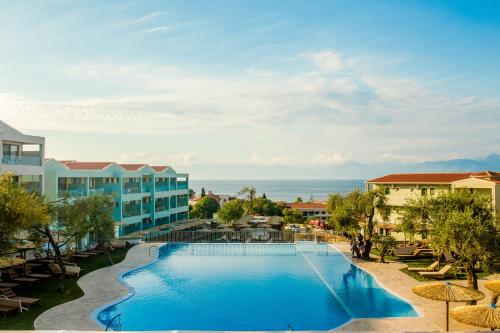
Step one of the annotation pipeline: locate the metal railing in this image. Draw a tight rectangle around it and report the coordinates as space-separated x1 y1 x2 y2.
142 230 296 243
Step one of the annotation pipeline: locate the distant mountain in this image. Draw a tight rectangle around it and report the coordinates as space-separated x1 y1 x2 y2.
185 154 500 180
412 154 500 172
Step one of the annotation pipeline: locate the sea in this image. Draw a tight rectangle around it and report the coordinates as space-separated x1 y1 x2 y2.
189 179 365 202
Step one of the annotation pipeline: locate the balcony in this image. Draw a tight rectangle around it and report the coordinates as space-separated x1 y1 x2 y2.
123 183 140 194
58 187 87 198
2 155 42 166
142 183 153 193
155 200 169 212
142 203 152 215
177 181 188 190
155 183 169 192
123 204 141 218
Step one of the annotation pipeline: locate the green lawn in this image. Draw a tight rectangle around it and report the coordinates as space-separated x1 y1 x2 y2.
370 248 493 282
0 247 130 330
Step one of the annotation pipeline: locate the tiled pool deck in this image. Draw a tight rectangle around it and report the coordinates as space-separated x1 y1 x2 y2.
34 242 496 332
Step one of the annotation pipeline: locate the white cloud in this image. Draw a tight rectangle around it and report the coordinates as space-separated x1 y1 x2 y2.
304 50 346 72
1 51 499 167
130 12 163 24
141 26 169 33
244 68 277 77
249 152 350 167
116 152 197 167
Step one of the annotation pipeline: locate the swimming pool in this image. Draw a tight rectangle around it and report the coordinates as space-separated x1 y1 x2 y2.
96 242 417 331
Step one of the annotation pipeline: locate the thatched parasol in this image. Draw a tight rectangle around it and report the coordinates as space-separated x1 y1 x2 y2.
240 227 254 232
0 257 25 269
217 227 234 232
484 280 500 305
234 223 250 229
254 223 271 228
450 304 499 330
413 282 485 331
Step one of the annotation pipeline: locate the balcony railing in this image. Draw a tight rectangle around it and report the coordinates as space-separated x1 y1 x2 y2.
58 188 87 197
89 188 105 195
155 184 169 192
123 205 141 218
142 204 152 215
2 155 42 166
155 204 168 212
123 184 140 194
177 182 188 190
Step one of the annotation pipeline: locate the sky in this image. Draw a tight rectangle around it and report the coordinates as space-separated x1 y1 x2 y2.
0 0 499 179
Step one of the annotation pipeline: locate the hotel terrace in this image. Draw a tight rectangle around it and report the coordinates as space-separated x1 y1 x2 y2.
44 159 189 237
365 171 500 239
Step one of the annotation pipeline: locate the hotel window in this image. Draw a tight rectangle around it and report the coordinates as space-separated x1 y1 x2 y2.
430 188 435 195
421 188 428 196
384 187 390 195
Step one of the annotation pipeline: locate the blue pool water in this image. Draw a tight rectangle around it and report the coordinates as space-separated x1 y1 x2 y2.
96 243 417 331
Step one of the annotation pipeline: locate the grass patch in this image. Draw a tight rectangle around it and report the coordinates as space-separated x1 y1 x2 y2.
0 247 130 330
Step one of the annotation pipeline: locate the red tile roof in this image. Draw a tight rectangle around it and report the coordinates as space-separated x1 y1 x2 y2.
151 166 169 172
63 161 114 170
366 172 475 184
287 202 327 210
119 164 146 171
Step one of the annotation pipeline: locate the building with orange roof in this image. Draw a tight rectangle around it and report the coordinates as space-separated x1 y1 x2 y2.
286 202 330 221
365 171 500 239
44 159 189 237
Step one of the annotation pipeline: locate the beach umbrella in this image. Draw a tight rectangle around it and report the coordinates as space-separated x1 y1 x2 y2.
240 228 254 232
254 223 271 228
450 304 499 330
484 280 500 305
413 282 485 331
196 227 212 232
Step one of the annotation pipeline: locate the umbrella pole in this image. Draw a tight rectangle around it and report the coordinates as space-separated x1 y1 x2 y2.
446 301 449 332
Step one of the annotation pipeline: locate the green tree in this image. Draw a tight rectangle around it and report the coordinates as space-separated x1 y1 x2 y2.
398 214 416 245
251 197 278 216
201 187 206 197
188 188 195 199
239 186 256 214
295 196 303 203
217 200 244 224
29 196 90 292
362 188 390 240
262 193 267 199
274 201 288 217
0 174 51 255
190 196 220 219
373 234 397 263
282 208 305 225
427 190 498 292
85 194 116 265
328 190 364 235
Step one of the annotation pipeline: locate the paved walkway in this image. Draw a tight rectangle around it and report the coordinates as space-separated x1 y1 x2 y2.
34 242 496 332
34 243 164 330
334 242 495 332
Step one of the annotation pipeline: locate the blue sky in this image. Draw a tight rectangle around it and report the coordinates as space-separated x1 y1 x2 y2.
0 0 499 178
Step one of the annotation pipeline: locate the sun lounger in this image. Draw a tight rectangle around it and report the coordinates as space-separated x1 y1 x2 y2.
109 240 127 249
0 298 21 317
33 252 54 264
5 268 39 284
444 252 457 263
408 261 439 272
419 264 452 279
0 287 39 308
23 266 51 280
47 263 81 278
0 282 19 289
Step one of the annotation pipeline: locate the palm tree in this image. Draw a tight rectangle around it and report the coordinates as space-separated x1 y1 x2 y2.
239 186 256 215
